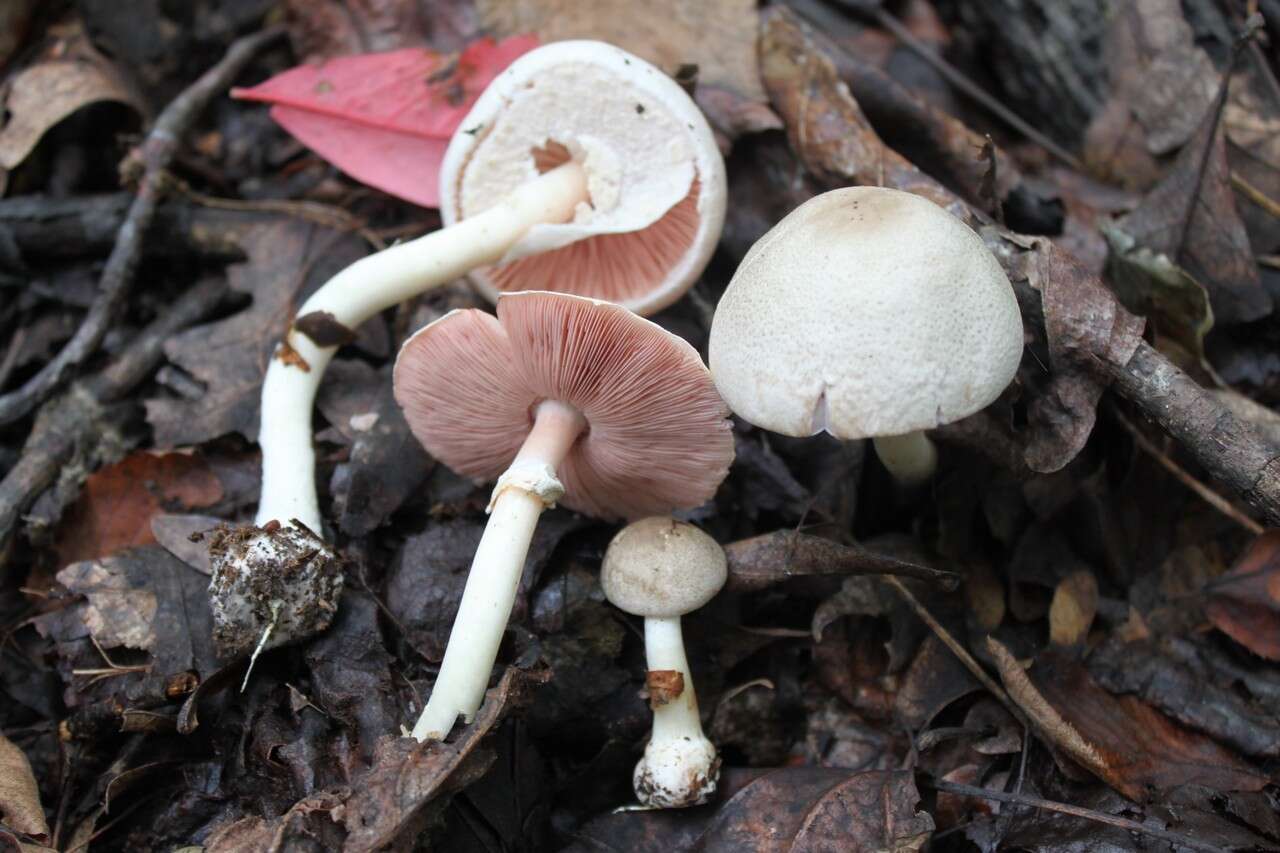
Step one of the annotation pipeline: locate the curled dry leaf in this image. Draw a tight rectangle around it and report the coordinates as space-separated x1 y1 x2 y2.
989 639 1267 801
1048 569 1098 648
1205 529 1280 660
565 767 933 853
477 0 776 139
0 19 146 170
1013 237 1145 473
723 529 958 593
204 667 548 852
0 734 49 842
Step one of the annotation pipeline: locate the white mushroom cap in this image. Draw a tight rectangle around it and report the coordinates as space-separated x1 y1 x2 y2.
709 187 1024 439
440 40 727 316
601 517 727 618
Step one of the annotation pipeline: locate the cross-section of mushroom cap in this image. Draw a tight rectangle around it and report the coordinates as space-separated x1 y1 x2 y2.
601 517 727 618
440 40 727 316
393 291 734 520
710 187 1024 440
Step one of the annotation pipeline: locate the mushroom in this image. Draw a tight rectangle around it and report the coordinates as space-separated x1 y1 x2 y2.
709 187 1023 486
214 40 727 659
393 291 734 740
601 517 726 809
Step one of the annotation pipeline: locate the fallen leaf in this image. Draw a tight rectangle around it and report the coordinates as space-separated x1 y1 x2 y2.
1102 221 1215 369
1116 113 1269 326
723 529 957 593
478 0 776 139
53 451 223 567
0 735 48 843
566 767 932 852
149 513 222 575
55 546 218 677
1083 0 1220 184
895 634 981 730
233 36 539 207
1089 634 1280 759
145 220 369 447
0 19 145 170
1048 569 1098 648
1205 530 1280 660
1225 79 1280 254
1015 238 1145 473
990 639 1267 801
203 666 549 852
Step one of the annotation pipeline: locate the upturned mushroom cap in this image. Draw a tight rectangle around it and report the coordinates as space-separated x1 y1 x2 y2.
392 292 733 520
440 40 727 316
709 187 1024 439
601 517 727 618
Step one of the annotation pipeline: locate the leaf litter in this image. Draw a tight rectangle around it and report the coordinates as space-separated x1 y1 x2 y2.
4 1 1280 851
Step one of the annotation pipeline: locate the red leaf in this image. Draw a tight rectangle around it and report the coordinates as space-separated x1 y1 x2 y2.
233 35 539 207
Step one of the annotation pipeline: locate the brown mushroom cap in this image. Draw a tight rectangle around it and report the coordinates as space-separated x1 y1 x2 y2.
601 517 727 618
392 291 734 520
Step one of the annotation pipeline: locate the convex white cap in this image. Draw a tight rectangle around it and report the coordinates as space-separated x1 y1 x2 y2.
601 517 727 618
709 187 1024 439
440 40 727 316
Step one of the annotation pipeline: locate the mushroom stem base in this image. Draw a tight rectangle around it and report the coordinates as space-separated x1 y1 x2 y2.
872 430 938 487
635 616 719 808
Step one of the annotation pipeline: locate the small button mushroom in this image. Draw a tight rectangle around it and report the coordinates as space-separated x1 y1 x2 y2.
709 186 1024 486
394 292 734 741
219 40 727 659
601 517 727 809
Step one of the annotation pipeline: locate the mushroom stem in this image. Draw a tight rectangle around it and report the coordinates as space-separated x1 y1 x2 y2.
871 430 938 487
644 616 702 738
256 162 590 532
635 615 719 808
412 399 587 741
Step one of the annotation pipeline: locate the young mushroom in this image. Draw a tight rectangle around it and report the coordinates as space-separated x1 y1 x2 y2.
709 187 1023 486
601 517 726 809
213 40 727 659
393 291 734 740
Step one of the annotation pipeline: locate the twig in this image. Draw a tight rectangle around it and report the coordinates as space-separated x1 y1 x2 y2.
836 1 1084 171
1107 342 1280 527
1114 408 1265 535
928 780 1231 853
0 277 231 566
880 575 1022 723
1232 170 1280 220
0 26 283 426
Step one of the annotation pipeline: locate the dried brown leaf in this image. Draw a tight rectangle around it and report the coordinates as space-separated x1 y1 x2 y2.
0 735 48 842
1048 569 1098 648
1206 530 1280 660
724 530 957 594
54 452 223 567
1016 238 1146 472
991 639 1268 800
0 19 145 169
1118 117 1268 325
145 220 369 447
1083 0 1219 183
565 767 933 852
204 666 548 852
478 0 775 139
